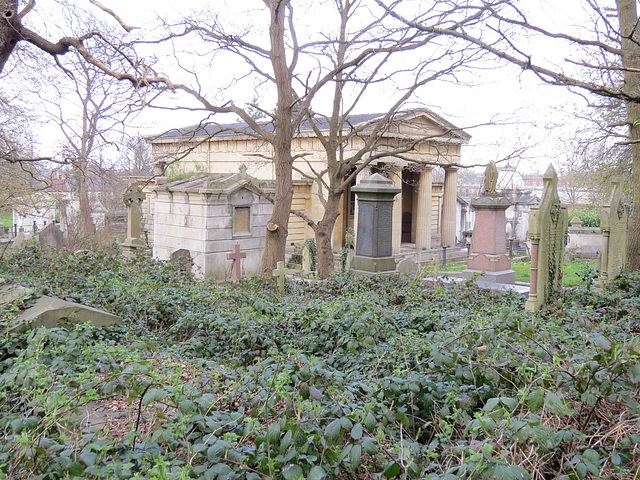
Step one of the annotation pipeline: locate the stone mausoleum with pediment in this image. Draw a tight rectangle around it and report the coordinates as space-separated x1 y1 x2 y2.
147 108 470 268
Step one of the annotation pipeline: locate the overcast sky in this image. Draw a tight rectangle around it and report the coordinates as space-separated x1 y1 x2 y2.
14 0 607 174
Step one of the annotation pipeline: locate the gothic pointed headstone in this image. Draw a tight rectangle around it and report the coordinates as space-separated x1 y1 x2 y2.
525 164 568 311
599 179 628 286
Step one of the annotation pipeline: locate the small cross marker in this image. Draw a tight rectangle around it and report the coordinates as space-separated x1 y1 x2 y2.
226 244 247 281
272 261 287 294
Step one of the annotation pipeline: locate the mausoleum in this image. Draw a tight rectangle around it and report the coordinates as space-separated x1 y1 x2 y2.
152 167 275 280
148 109 470 254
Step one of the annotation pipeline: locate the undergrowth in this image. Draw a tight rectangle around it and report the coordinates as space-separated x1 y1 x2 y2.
0 245 638 479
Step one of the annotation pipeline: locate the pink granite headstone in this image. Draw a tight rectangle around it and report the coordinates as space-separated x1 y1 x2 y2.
462 162 515 284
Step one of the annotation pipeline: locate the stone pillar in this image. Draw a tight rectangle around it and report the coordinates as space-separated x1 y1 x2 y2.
442 166 458 247
390 166 403 254
351 173 401 274
415 167 433 250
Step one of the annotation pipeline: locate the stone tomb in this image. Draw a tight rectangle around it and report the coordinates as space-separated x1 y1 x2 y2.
351 173 401 274
599 179 628 286
525 165 568 311
152 167 275 280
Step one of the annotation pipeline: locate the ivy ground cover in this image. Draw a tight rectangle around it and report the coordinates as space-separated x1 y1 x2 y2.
0 246 639 479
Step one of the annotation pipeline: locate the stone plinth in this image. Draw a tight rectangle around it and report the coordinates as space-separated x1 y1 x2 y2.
463 193 515 284
351 173 401 274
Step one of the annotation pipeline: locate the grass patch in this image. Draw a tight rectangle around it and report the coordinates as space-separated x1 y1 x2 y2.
441 260 595 286
0 209 11 227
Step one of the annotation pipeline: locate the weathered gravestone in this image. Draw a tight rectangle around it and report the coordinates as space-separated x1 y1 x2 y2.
301 244 312 272
11 228 25 249
525 165 568 311
121 184 147 256
38 223 64 249
462 161 515 284
351 173 401 274
397 258 420 274
599 179 628 286
0 281 122 334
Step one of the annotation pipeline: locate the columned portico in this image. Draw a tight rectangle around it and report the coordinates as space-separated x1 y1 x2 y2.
442 166 458 247
415 167 433 250
390 166 403 254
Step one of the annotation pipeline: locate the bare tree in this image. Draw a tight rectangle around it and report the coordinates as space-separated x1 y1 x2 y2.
379 0 640 268
149 0 487 274
36 19 141 236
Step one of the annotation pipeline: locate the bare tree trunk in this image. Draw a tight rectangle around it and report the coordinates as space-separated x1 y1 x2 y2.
0 1 19 72
617 0 640 269
261 0 293 275
76 165 95 236
315 191 342 277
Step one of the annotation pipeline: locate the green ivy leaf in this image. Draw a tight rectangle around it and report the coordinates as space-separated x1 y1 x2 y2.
267 422 281 443
351 423 363 440
324 419 342 443
383 462 401 479
282 464 303 480
350 444 362 468
308 465 326 480
628 364 640 384
143 388 168 405
363 412 377 431
67 462 85 476
544 392 571 416
80 451 97 467
362 437 378 455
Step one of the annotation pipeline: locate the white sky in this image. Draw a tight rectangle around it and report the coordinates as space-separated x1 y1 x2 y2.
10 0 613 174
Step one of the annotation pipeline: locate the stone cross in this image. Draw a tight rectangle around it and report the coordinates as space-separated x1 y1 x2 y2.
123 185 145 242
226 244 247 281
273 261 286 294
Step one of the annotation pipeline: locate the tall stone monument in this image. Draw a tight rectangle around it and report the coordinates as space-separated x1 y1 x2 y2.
121 184 147 256
525 165 568 311
351 173 401 274
599 179 628 286
462 161 515 284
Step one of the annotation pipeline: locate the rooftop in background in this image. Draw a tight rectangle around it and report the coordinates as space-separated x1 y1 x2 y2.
149 108 472 144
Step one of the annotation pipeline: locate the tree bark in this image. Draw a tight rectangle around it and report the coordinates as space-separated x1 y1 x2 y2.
618 0 640 269
0 1 20 73
261 0 293 275
315 191 342 277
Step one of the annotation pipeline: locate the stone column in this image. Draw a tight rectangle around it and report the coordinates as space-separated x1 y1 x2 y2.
442 167 458 247
390 166 403 254
415 167 433 250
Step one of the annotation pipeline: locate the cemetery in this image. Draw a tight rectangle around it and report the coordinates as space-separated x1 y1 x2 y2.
0 165 638 479
2 2 640 479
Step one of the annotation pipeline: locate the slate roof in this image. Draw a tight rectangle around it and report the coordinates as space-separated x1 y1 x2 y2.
150 108 471 143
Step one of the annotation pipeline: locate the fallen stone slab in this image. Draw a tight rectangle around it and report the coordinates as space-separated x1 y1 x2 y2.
8 296 122 334
0 283 33 307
